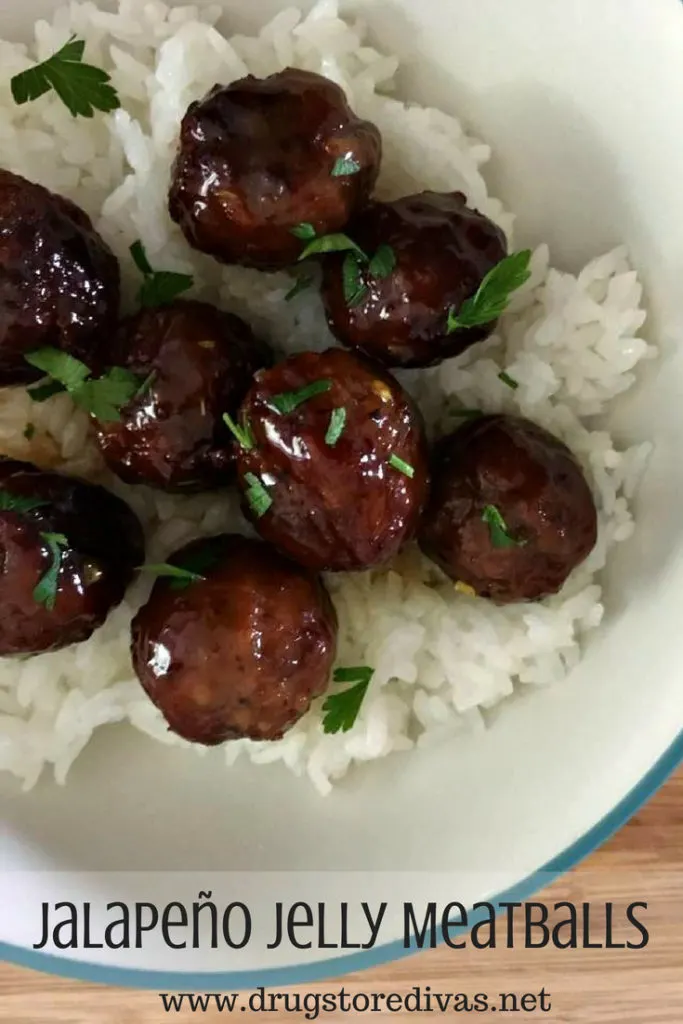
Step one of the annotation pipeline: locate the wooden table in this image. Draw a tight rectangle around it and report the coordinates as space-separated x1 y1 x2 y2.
2 770 683 1022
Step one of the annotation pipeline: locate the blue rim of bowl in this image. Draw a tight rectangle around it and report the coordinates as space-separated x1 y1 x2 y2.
2 727 682 989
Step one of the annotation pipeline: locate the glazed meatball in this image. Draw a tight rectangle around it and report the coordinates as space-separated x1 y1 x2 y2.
235 348 429 571
321 190 508 368
168 69 381 270
0 458 144 655
95 300 270 491
131 535 337 744
418 415 598 603
0 169 120 385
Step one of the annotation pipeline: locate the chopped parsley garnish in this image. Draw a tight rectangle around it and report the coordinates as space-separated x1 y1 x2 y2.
498 370 519 390
267 379 332 415
130 241 193 309
298 232 366 262
244 472 272 519
331 155 362 177
453 408 484 420
387 453 415 479
322 666 375 734
368 243 396 280
290 223 316 240
447 250 532 333
223 412 255 451
25 348 142 422
325 407 347 447
0 490 48 515
481 504 525 549
10 36 120 119
284 274 313 302
342 252 368 308
141 563 206 591
23 423 36 441
33 532 67 611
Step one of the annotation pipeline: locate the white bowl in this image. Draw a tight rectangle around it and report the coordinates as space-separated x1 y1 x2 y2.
3 0 683 988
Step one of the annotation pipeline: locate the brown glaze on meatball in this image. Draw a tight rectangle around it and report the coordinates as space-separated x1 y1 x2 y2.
321 190 508 369
131 535 337 744
418 415 598 603
95 300 271 492
0 458 144 655
235 348 429 572
0 169 120 385
168 69 381 270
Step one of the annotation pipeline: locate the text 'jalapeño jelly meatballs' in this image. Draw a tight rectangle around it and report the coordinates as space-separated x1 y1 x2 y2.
95 299 271 492
418 415 598 603
131 535 338 744
233 348 429 572
0 458 144 656
321 190 516 369
0 169 120 385
168 68 381 271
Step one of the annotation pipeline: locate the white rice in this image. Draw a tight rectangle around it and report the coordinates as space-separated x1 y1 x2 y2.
0 0 655 795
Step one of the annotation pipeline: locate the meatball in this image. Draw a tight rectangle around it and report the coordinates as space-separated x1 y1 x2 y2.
131 535 337 744
0 458 144 655
418 415 598 603
321 190 508 368
235 348 429 571
168 69 381 270
0 169 120 385
95 300 270 491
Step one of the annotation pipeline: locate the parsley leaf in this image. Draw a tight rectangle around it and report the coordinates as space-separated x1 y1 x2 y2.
290 223 317 240
481 504 525 549
0 490 49 515
342 252 368 308
11 36 120 119
25 348 142 422
298 233 366 262
267 380 332 415
243 472 273 519
223 412 255 451
33 532 68 611
368 243 396 280
387 453 415 479
331 155 361 177
322 666 375 734
325 407 347 447
498 370 519 390
141 563 206 591
447 250 532 333
130 241 193 309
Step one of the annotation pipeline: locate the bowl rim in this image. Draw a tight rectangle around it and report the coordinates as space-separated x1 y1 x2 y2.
2 727 681 989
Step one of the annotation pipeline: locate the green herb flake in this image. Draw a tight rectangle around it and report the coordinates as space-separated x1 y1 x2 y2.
453 408 484 420
447 250 532 333
24 347 146 422
290 222 316 240
141 563 206 591
223 412 256 451
11 35 120 119
0 489 49 515
322 666 375 734
23 423 36 441
331 155 362 178
368 243 396 280
267 379 332 415
243 472 273 520
298 233 366 263
33 532 68 611
284 275 313 302
481 504 525 549
342 252 368 309
498 370 519 390
387 453 415 479
130 241 193 309
325 407 347 447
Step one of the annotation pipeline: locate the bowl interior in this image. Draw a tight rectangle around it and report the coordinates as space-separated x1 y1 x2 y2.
3 0 683 961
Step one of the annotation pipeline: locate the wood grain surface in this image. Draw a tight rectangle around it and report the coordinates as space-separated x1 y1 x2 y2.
2 769 683 1022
